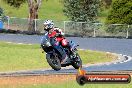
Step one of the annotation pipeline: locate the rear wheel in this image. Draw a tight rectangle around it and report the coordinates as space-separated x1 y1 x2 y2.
72 53 82 69
46 53 61 71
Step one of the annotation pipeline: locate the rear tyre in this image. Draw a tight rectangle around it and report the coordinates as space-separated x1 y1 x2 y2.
72 53 82 69
46 53 61 71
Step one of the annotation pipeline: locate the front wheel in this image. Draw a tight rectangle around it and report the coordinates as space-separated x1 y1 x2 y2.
46 53 61 71
72 53 82 69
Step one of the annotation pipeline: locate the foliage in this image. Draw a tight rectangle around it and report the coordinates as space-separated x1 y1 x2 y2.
103 0 112 7
105 0 132 34
63 0 100 22
0 7 7 22
0 7 3 16
4 0 26 8
106 0 132 25
100 0 112 10
0 0 67 21
3 0 42 32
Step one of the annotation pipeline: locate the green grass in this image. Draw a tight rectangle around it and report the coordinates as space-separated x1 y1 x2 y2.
0 42 116 72
78 50 116 64
28 81 132 88
0 0 68 21
1 80 132 88
0 0 112 22
0 42 48 72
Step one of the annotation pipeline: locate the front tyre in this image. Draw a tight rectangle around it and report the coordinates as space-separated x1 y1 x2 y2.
46 53 61 71
72 53 82 69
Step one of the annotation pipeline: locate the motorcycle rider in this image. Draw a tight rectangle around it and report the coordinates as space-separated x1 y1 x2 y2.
43 20 70 64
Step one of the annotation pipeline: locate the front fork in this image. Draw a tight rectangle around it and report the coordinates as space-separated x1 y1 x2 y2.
70 50 77 60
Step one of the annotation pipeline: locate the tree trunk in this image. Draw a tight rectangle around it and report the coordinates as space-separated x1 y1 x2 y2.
28 0 41 33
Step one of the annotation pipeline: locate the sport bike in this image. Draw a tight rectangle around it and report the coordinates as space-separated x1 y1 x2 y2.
41 32 82 71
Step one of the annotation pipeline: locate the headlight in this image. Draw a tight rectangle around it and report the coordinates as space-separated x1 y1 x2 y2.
46 41 51 47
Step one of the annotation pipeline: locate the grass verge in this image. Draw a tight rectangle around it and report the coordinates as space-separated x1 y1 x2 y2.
24 81 132 88
0 75 131 88
17 81 132 88
0 42 117 72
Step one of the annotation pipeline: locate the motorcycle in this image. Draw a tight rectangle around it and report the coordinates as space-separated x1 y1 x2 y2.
41 32 82 71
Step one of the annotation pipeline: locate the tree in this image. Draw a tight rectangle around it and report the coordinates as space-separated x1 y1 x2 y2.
63 0 99 22
0 8 4 18
100 0 112 9
106 0 132 25
3 0 42 32
0 7 7 22
103 0 112 7
4 0 26 8
106 0 132 36
28 0 42 33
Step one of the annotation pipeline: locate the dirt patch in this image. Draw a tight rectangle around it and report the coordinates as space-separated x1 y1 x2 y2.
0 73 131 87
0 75 76 86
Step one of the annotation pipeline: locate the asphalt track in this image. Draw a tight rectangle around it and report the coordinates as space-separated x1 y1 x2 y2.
0 33 132 75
